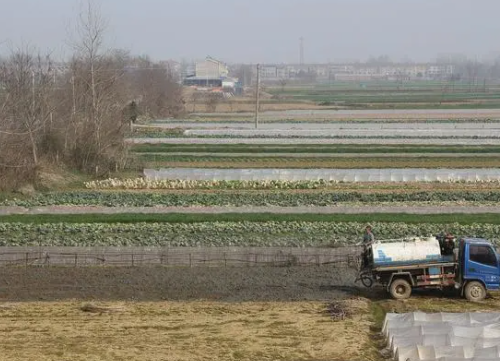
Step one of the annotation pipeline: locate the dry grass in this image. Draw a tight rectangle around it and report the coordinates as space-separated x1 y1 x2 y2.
0 299 375 361
379 291 500 314
184 99 322 113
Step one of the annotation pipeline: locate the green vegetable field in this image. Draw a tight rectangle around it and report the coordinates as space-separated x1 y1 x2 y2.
4 190 500 208
1 220 499 247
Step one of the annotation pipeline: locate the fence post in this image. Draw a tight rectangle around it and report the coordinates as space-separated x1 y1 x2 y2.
316 254 320 267
25 253 29 268
131 253 134 267
189 253 192 268
224 252 227 268
74 253 78 267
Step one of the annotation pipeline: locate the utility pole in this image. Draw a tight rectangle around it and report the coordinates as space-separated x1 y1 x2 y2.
71 75 77 116
31 70 35 111
299 37 304 66
255 64 260 129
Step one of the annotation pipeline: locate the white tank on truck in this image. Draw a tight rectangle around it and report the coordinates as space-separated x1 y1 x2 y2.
368 236 444 267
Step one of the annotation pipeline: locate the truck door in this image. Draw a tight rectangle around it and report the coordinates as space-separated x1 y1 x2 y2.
465 244 500 290
457 240 465 284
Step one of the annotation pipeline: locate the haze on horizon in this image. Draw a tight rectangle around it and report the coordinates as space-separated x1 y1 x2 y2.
0 0 498 64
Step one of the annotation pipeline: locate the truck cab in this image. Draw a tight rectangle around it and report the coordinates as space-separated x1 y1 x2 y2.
357 237 500 302
457 238 500 301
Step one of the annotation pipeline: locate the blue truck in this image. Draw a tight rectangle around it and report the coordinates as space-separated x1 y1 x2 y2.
356 237 500 302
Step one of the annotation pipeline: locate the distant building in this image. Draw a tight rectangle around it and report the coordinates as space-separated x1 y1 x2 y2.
427 65 454 78
195 56 229 79
183 56 242 94
183 56 229 87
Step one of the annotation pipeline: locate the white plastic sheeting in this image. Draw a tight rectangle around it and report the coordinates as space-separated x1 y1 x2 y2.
184 129 500 138
144 168 500 182
384 312 500 361
149 122 500 130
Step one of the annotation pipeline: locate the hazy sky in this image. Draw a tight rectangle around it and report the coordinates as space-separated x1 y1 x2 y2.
1 0 499 63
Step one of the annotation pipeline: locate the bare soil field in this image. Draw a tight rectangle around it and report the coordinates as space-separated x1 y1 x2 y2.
0 266 373 361
0 298 374 361
0 265 357 302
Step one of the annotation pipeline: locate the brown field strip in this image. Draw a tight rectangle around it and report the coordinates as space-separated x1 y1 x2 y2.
0 299 374 361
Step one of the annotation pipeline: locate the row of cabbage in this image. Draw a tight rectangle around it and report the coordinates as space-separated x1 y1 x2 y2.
4 191 500 207
85 178 500 190
0 221 498 247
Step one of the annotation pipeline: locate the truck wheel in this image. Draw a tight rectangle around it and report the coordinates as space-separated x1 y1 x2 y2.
361 275 373 288
465 281 486 302
390 279 412 300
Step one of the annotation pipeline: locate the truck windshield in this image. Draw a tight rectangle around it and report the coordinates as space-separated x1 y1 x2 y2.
470 245 497 267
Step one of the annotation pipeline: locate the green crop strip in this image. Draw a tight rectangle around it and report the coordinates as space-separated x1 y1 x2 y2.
2 213 500 224
131 144 500 154
0 219 499 247
5 191 500 207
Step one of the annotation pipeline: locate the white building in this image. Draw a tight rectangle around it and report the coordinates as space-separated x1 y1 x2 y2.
195 57 229 78
427 65 454 77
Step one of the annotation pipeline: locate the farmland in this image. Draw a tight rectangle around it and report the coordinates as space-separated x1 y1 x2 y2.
266 82 500 110
5 101 500 360
4 110 500 248
2 216 500 246
6 2 500 359
139 154 500 169
0 300 374 361
0 266 499 361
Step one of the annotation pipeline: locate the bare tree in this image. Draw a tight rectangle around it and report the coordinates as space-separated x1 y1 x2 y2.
0 0 185 188
62 0 130 174
278 78 288 92
0 47 55 187
205 92 221 112
126 56 184 119
191 91 200 112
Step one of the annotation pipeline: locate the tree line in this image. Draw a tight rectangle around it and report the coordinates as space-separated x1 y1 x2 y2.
0 1 184 190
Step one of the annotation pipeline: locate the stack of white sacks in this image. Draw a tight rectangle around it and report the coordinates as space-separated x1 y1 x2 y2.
384 312 500 361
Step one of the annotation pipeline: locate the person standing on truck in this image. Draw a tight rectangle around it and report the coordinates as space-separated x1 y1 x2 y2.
443 233 455 256
363 225 375 245
360 225 375 269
